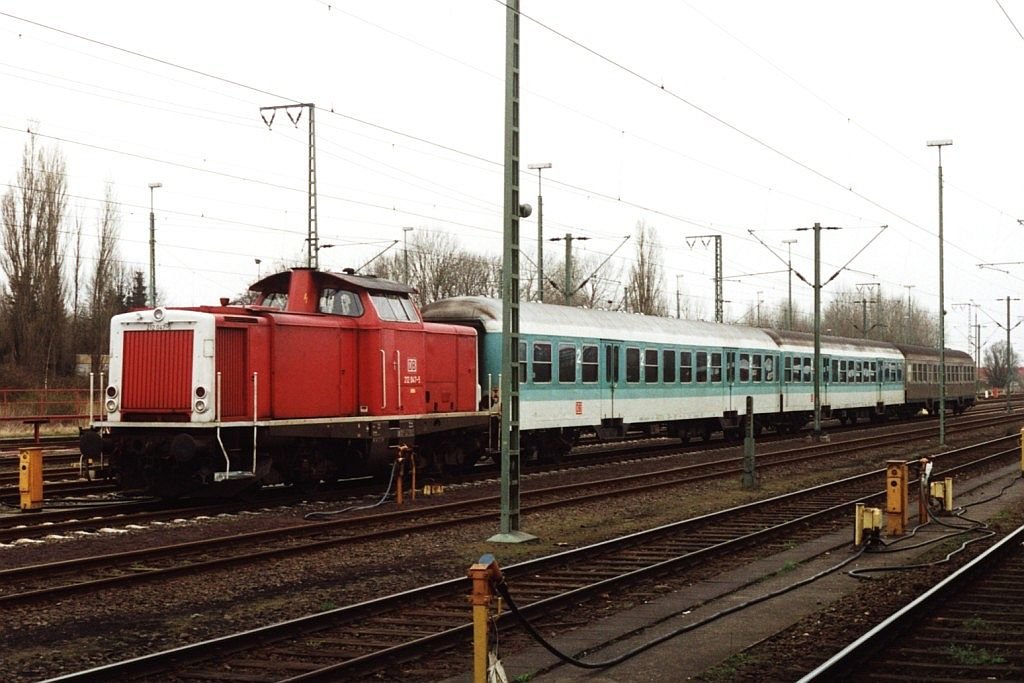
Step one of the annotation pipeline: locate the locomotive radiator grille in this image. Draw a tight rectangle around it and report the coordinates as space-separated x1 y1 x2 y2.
216 327 247 418
122 329 193 412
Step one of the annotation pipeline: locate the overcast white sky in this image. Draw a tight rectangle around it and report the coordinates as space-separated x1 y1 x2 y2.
1 1 1023 355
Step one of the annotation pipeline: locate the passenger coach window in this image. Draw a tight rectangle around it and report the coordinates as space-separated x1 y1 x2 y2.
532 342 552 383
626 347 641 383
764 355 775 382
680 351 693 383
644 349 659 383
802 357 812 383
739 353 750 382
784 356 793 382
696 351 708 383
558 344 576 383
518 341 527 383
581 345 598 383
711 352 723 383
663 350 676 383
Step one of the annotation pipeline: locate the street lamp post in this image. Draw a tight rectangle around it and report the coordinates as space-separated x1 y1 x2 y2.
927 138 952 447
255 258 261 280
402 226 414 284
148 182 162 308
782 239 797 329
528 162 551 302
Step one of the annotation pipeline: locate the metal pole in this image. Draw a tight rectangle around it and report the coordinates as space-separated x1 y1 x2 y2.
783 239 797 329
813 222 822 440
528 162 551 302
1007 296 1012 413
927 139 952 446
564 233 572 306
147 182 162 308
676 274 683 319
491 0 533 544
402 226 413 284
938 154 946 444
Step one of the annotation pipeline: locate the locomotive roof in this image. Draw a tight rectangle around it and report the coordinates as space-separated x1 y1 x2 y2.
422 297 779 348
249 268 415 296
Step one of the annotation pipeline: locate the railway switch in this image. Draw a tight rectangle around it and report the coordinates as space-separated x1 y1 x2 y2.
885 460 908 536
929 477 954 512
19 447 43 512
854 503 882 546
468 554 505 683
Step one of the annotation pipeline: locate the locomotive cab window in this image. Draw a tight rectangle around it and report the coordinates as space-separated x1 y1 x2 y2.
370 292 419 322
320 288 364 317
259 292 288 309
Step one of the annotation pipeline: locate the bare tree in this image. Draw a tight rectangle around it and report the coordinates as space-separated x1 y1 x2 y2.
0 134 69 381
984 340 1019 392
85 184 126 372
372 231 502 306
625 220 667 315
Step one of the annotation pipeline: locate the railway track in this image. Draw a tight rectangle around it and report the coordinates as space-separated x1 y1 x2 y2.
1 413 1017 605
803 521 1024 681
0 408 1013 541
35 430 1023 681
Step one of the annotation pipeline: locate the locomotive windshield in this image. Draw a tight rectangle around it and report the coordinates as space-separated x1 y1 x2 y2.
319 288 364 317
370 292 419 322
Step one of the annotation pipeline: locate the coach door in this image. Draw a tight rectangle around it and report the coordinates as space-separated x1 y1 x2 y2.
725 348 738 412
601 340 622 420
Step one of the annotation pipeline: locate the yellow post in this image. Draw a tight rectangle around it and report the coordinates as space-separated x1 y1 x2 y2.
468 554 503 683
19 447 43 511
885 459 908 536
854 502 865 546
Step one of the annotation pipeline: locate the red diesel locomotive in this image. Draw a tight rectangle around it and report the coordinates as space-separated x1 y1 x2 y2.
80 268 490 497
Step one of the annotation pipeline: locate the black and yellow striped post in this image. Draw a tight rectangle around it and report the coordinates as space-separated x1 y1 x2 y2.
19 448 43 511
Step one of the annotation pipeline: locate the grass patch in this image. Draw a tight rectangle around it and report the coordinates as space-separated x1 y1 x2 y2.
699 652 756 682
944 643 1006 666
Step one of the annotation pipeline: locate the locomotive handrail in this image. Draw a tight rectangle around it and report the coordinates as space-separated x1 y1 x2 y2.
380 348 387 408
396 350 403 409
251 371 258 476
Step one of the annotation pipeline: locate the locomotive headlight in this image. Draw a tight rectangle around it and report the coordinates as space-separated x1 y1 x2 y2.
105 385 118 398
195 386 207 399
152 307 166 322
105 398 118 413
194 398 208 414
